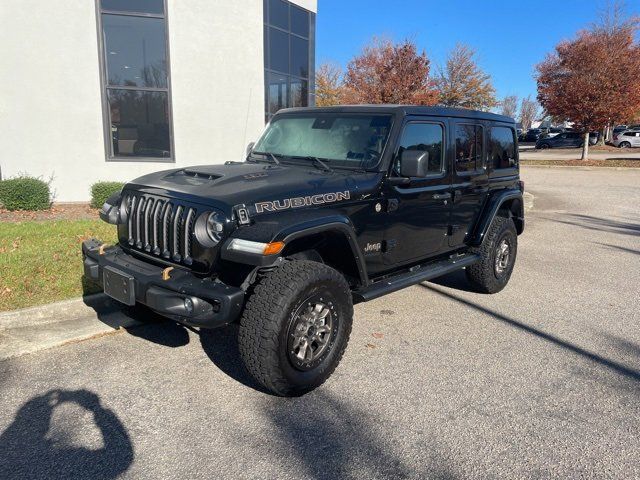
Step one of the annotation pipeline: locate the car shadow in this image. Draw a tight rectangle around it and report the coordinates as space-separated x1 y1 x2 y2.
427 269 477 293
422 283 640 384
0 389 133 479
550 213 640 237
198 323 273 395
81 292 190 348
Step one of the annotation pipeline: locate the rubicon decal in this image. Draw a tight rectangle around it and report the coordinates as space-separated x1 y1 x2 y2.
255 191 351 213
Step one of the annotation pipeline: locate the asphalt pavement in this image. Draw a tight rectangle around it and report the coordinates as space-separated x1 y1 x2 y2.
1 166 639 479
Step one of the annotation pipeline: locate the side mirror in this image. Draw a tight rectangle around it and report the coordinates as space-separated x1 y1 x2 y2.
245 142 255 157
400 150 429 177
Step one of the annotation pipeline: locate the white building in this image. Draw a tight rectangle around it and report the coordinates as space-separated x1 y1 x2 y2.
0 0 317 202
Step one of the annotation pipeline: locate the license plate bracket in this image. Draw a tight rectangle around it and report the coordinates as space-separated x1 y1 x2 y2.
103 267 136 306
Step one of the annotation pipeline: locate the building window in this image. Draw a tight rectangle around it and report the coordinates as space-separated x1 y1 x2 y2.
264 0 315 122
97 0 173 161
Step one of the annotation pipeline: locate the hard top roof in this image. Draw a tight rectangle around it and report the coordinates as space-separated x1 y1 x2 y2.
278 104 514 123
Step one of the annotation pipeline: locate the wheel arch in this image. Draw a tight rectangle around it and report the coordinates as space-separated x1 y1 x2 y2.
469 190 524 246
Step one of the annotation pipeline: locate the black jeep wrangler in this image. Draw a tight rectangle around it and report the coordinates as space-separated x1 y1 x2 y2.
83 105 524 396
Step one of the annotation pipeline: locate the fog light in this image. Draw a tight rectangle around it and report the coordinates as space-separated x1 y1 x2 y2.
184 297 194 315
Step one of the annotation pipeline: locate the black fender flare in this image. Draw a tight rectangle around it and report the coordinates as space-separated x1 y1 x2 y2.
469 189 524 247
221 214 369 286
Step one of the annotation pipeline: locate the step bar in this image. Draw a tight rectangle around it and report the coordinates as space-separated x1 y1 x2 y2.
352 253 480 303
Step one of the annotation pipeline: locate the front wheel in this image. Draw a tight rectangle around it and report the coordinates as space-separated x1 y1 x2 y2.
238 260 353 396
466 216 518 293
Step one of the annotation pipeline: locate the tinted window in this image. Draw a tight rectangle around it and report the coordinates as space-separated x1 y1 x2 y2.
397 123 444 176
103 15 167 88
290 36 309 77
108 90 170 158
489 127 516 169
290 5 309 37
267 73 288 115
98 1 172 159
101 0 164 14
268 0 289 29
290 78 308 107
455 124 483 172
264 1 314 122
269 27 289 73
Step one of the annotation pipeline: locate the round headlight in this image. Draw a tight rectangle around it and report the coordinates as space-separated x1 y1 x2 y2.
206 212 225 244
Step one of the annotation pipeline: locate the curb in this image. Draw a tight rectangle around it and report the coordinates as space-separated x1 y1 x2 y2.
523 192 534 212
521 164 640 170
0 294 143 361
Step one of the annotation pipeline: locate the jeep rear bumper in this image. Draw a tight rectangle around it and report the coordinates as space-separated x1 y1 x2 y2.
82 239 244 328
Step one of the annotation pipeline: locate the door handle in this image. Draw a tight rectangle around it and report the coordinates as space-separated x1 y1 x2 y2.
432 192 452 200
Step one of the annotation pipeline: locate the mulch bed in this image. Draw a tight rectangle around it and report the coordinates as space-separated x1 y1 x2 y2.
521 158 640 168
0 203 99 223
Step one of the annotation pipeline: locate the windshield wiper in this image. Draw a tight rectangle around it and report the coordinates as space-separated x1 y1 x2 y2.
291 155 333 173
250 151 281 165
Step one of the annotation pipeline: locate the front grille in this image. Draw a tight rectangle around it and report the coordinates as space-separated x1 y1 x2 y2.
123 193 198 266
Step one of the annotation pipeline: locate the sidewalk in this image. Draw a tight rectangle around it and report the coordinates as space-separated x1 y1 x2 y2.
0 294 142 361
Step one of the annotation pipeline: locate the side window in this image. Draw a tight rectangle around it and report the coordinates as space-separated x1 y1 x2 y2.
455 124 483 173
396 123 444 177
489 126 517 169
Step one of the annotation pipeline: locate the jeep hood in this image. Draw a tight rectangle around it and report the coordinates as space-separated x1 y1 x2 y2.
125 162 379 211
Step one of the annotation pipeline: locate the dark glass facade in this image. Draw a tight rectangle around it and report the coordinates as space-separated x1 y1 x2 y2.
98 0 173 160
264 0 315 122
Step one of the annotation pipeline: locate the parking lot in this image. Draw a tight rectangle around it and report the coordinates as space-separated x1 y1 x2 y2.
1 166 639 479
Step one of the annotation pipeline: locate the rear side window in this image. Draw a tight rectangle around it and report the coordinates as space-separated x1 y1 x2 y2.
489 126 517 169
455 124 483 172
396 123 444 176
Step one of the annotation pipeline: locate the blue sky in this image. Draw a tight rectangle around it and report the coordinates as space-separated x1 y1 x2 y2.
316 0 640 101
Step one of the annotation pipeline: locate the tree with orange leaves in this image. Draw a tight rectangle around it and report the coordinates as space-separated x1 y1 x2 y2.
341 38 439 105
536 4 640 159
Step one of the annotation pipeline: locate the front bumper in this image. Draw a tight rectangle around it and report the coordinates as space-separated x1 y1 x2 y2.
82 239 244 328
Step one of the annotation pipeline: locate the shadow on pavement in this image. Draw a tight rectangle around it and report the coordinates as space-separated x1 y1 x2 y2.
82 295 191 348
198 323 273 395
550 213 640 237
263 390 453 479
428 270 476 293
0 389 133 479
423 284 640 383
594 242 640 256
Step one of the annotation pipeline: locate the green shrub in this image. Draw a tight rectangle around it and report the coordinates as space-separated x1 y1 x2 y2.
90 181 124 209
0 176 51 211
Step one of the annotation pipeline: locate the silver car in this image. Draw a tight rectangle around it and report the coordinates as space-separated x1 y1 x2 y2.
612 130 640 148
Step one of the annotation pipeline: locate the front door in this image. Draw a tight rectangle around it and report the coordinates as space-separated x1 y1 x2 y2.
448 121 489 247
383 118 452 268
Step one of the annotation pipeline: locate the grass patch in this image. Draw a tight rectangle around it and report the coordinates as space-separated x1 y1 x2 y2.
521 158 640 168
0 219 117 311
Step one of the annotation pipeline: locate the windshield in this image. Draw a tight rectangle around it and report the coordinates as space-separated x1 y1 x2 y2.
252 113 393 169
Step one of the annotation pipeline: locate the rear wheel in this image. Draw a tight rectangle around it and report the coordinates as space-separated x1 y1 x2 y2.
619 141 631 148
539 143 550 149
238 260 353 396
466 216 518 294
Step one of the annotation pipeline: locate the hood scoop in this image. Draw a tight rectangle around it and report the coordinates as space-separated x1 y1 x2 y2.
165 167 223 186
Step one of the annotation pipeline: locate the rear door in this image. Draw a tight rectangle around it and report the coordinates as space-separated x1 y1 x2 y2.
383 117 452 267
448 120 489 247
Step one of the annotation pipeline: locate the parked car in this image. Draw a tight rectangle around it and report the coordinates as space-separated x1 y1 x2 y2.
83 105 524 396
535 131 597 149
539 127 564 139
519 129 542 142
612 130 640 148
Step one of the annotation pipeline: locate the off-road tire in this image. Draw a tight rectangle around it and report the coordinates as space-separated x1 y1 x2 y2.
466 215 518 294
238 260 353 396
